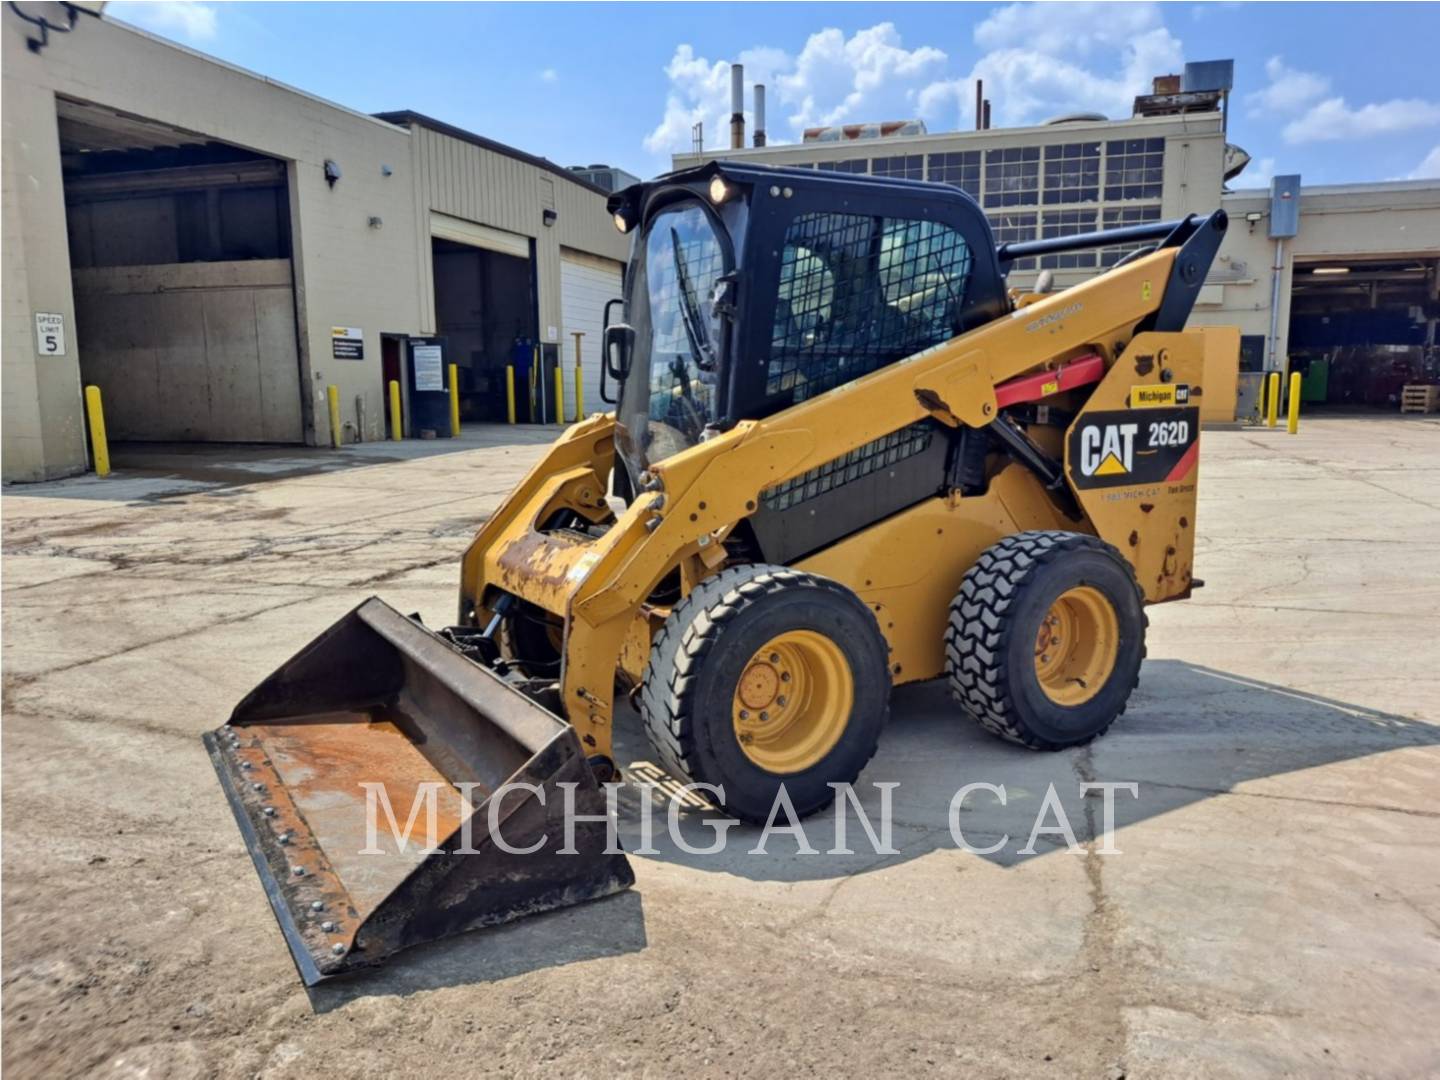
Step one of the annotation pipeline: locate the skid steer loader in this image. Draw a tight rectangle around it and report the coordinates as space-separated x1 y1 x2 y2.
205 161 1236 983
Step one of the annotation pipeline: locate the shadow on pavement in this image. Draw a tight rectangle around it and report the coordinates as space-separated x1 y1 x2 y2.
304 889 647 1013
1 427 560 504
302 659 1435 1006
610 659 1438 882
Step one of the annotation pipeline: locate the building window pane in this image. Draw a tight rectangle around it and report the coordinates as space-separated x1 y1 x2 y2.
1104 137 1165 201
926 151 981 198
817 158 869 174
871 154 923 180
1099 204 1163 266
1039 208 1099 269
1042 142 1100 205
983 146 1040 208
988 211 1037 270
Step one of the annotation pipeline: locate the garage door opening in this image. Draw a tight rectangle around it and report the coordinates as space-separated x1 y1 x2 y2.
1287 256 1439 410
60 98 303 444
560 247 625 416
431 235 538 423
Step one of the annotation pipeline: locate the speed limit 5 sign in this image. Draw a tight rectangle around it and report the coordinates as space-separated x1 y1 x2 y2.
35 312 66 356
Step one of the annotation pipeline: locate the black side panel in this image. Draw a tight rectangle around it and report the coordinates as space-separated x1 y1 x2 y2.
749 420 949 565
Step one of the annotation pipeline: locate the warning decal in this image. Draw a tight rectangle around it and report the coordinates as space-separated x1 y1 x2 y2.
1129 383 1190 408
1067 407 1199 490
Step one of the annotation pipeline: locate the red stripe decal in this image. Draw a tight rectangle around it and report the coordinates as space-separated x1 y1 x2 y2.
1165 439 1199 482
994 354 1106 409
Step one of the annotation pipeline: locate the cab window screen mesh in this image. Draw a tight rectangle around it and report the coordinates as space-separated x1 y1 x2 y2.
768 213 973 402
762 422 933 511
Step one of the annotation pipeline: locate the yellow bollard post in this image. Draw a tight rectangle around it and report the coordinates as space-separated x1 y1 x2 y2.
506 365 517 424
571 331 585 422
1287 371 1302 434
554 364 566 425
84 385 110 477
327 384 343 448
388 379 403 441
448 363 461 437
1266 371 1280 428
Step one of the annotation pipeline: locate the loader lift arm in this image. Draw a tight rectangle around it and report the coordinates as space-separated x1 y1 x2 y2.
207 159 1236 983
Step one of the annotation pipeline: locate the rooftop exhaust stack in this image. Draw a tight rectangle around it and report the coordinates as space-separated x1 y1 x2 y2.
754 84 767 147
730 64 745 150
975 79 983 131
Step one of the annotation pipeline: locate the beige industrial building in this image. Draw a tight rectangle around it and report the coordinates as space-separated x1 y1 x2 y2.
679 71 1440 416
3 4 627 483
1213 181 1440 409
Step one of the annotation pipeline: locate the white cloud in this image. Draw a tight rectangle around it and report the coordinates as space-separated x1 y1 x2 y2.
974 1 1168 59
107 1 218 43
919 3 1182 129
778 25 946 130
643 25 944 157
1238 155 1275 188
540 68 558 83
645 4 1183 160
1283 96 1440 144
1244 56 1329 117
1405 145 1440 180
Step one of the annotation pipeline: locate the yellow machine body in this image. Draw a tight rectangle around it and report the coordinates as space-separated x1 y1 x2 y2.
459 249 1235 765
206 158 1237 984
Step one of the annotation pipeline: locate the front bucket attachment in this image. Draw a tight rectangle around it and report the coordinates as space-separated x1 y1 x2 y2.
202 597 634 985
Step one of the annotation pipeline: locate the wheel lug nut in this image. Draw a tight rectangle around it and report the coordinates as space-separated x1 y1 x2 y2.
759 711 769 722
769 653 780 663
739 709 749 720
776 696 787 707
780 672 791 683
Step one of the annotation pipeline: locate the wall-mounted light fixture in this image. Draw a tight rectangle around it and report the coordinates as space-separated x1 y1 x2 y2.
542 209 558 227
324 160 342 188
380 164 393 177
368 216 383 229
7 1 91 54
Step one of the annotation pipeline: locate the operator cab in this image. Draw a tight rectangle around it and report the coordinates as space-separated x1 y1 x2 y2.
604 162 1010 487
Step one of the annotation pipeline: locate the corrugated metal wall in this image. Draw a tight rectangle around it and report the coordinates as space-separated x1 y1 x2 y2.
409 126 630 345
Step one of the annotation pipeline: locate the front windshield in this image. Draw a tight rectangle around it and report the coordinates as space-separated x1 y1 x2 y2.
615 200 729 481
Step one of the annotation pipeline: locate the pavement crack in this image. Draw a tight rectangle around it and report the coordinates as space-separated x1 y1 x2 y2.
16 594 323 681
1072 744 1129 1068
1141 780 1440 818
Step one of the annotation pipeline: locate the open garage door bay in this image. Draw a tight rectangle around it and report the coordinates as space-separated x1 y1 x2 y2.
561 248 624 415
72 260 302 442
61 100 303 443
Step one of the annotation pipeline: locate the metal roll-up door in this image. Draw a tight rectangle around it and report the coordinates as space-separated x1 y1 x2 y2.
560 249 625 415
429 211 530 258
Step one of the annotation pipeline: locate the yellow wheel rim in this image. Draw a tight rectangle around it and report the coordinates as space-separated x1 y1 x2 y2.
1034 586 1119 707
731 630 853 774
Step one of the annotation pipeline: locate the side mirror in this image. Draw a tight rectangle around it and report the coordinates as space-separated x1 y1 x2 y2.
605 323 635 383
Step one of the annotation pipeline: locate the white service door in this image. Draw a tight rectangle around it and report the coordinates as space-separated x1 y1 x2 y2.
560 250 625 415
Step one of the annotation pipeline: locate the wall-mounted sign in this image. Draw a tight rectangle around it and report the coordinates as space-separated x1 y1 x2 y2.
331 326 364 360
35 312 66 356
412 344 444 391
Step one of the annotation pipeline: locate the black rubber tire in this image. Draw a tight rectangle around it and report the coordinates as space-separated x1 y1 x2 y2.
497 603 563 676
945 530 1146 750
641 564 890 824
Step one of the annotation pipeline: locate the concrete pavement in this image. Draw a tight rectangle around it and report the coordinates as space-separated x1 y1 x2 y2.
2 416 1438 1078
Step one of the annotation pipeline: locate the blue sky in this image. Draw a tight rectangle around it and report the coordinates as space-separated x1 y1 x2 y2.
106 1 1440 188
